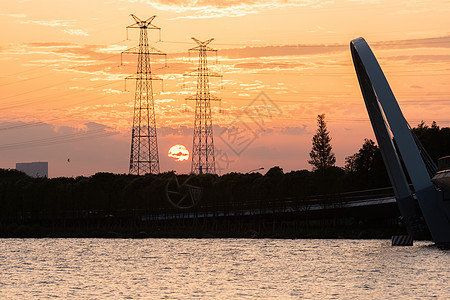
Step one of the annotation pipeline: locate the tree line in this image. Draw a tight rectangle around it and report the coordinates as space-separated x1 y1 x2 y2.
0 118 448 222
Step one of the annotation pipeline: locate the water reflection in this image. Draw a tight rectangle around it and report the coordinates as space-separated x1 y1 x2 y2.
0 239 448 298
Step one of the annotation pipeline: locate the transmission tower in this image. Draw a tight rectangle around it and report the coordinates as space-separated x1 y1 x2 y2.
122 15 166 175
186 38 222 175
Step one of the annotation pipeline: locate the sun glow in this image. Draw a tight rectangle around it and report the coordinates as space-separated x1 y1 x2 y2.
168 144 189 162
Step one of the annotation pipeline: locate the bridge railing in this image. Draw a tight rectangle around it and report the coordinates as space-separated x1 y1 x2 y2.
8 186 396 223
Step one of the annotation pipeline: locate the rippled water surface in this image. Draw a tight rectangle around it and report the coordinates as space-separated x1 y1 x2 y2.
0 239 448 298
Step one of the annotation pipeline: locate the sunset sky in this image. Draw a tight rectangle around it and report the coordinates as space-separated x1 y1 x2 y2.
1 0 449 177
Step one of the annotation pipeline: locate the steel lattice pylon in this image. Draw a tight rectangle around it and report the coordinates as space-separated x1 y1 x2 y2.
123 15 166 175
186 38 222 175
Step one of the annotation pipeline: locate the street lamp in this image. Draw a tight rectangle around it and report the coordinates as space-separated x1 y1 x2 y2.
247 167 264 174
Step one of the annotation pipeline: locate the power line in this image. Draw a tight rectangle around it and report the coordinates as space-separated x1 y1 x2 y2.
0 39 129 78
0 52 125 103
0 121 46 132
0 91 123 132
0 127 119 151
0 80 122 111
0 73 54 87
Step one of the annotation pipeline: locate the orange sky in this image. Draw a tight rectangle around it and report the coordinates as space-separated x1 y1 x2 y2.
1 0 449 177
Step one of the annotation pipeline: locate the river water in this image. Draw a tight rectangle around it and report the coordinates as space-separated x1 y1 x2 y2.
0 239 448 299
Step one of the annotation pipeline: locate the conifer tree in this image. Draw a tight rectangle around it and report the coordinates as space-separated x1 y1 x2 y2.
308 114 336 171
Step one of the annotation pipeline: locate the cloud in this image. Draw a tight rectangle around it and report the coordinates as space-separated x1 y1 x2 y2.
84 122 114 131
0 13 27 18
10 43 153 74
0 42 124 76
156 123 305 139
145 0 305 8
5 35 449 74
102 88 123 94
21 43 108 59
62 29 89 36
234 62 308 70
20 19 73 27
383 55 450 64
218 35 450 59
131 0 326 19
26 42 74 48
220 44 347 58
0 121 127 177
373 35 450 49
0 121 119 152
18 19 88 37
277 125 309 135
158 125 192 136
155 99 175 103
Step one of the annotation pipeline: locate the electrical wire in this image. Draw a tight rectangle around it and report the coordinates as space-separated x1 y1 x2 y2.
0 39 129 78
0 127 119 151
0 80 122 111
1 32 448 151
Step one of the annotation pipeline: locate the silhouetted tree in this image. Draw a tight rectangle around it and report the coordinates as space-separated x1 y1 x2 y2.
308 114 336 172
344 139 389 189
412 121 450 163
345 139 378 173
265 166 284 177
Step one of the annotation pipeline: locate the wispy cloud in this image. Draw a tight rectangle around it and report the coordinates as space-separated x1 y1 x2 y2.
234 62 309 70
220 44 347 58
383 54 450 64
3 34 449 78
0 42 121 71
276 125 309 135
373 35 450 49
214 35 450 59
62 29 89 36
18 19 89 36
0 13 27 18
128 0 326 19
20 19 73 27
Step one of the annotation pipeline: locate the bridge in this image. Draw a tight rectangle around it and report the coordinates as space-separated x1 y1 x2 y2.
351 37 450 246
143 188 398 222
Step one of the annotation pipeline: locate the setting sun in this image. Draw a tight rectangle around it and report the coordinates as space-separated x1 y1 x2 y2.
168 144 189 162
